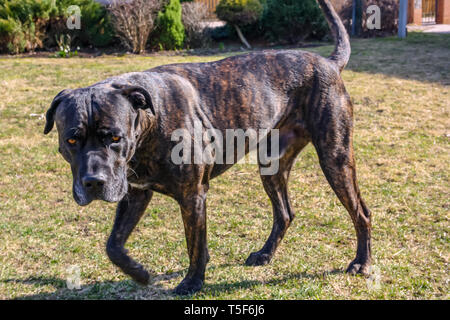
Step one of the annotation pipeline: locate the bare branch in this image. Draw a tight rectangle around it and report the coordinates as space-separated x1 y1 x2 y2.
108 0 161 53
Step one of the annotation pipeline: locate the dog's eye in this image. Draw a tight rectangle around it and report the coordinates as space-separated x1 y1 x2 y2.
112 136 121 143
67 138 77 145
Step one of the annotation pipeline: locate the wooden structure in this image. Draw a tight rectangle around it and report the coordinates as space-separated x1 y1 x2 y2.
409 0 450 24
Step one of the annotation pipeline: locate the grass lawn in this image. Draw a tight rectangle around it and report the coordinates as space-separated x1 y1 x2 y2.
0 32 448 300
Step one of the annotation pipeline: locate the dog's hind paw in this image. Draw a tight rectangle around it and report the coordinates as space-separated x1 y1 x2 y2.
245 252 272 266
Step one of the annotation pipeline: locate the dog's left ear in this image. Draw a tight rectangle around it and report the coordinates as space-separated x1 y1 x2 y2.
44 89 70 134
112 83 155 116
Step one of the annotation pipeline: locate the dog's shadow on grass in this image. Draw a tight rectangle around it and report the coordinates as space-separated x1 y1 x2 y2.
199 268 344 298
2 272 182 300
3 266 344 299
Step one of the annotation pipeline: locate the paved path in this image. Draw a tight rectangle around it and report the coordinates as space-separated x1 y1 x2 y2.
407 24 450 34
201 20 226 29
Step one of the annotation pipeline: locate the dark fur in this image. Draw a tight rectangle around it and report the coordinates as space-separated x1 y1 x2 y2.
44 0 371 294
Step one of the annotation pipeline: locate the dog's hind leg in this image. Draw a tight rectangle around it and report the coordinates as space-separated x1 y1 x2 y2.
311 90 372 276
245 133 309 266
106 188 153 284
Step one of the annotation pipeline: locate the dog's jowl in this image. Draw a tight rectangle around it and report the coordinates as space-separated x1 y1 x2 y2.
44 0 371 295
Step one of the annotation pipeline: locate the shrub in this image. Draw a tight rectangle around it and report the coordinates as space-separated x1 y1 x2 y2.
209 23 233 41
0 17 24 53
54 33 78 57
215 0 263 49
216 0 263 26
0 0 114 54
157 0 185 50
261 0 328 44
47 0 114 48
108 0 160 53
0 0 54 53
76 0 114 47
181 2 210 48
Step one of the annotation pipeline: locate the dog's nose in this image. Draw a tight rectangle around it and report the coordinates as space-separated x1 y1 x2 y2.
82 175 106 192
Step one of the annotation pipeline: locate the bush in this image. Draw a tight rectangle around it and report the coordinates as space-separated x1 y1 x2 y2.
261 0 328 44
0 17 24 53
181 2 210 48
47 0 114 48
54 33 78 57
108 0 160 53
0 0 114 54
157 0 184 50
0 0 54 53
209 23 233 41
76 0 114 47
216 0 263 26
215 0 262 49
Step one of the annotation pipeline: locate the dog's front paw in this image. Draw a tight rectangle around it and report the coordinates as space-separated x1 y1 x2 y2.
174 277 203 295
245 252 272 266
346 259 371 276
129 267 151 285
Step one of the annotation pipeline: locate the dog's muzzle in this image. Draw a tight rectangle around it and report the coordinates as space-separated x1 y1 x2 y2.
73 172 127 206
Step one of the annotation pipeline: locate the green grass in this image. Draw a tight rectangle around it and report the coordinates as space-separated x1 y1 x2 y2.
0 32 449 299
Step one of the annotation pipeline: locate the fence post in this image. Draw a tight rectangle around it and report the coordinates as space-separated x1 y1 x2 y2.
399 0 408 38
352 0 363 36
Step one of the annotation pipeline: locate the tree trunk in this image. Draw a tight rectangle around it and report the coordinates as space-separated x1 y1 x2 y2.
234 24 251 49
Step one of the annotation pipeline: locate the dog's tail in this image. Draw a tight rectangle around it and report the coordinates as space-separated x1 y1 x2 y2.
317 0 351 73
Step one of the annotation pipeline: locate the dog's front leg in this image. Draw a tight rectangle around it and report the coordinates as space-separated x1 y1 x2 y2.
174 191 209 295
106 188 153 285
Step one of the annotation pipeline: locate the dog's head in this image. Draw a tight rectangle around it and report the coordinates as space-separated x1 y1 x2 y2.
44 83 155 206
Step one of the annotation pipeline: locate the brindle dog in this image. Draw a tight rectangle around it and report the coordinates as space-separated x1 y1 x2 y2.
44 0 371 294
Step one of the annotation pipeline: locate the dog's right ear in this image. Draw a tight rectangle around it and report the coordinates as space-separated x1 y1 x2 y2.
44 89 70 134
112 83 155 116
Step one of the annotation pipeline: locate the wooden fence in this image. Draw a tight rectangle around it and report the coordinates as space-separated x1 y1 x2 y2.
195 0 220 18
